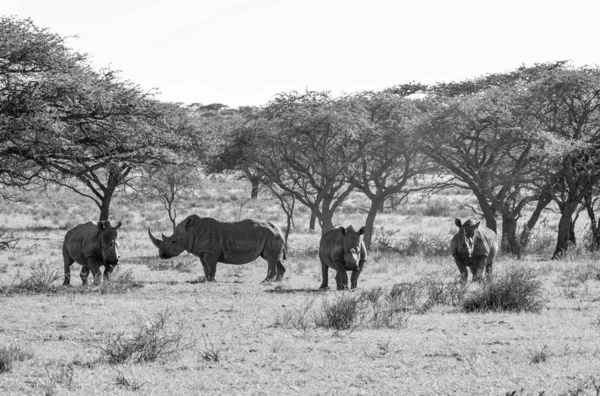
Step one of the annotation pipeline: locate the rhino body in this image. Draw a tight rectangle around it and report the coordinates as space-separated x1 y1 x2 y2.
319 225 367 290
148 215 286 282
451 218 498 282
62 221 122 286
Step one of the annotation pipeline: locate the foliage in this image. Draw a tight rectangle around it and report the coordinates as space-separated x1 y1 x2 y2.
101 308 194 364
462 267 544 312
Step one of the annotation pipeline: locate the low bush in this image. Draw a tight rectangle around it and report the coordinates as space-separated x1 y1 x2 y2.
0 344 34 373
100 269 143 295
314 293 363 330
101 308 194 364
462 267 544 313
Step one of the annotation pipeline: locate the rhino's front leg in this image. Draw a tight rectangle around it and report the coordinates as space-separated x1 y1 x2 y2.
453 254 470 284
103 264 117 282
319 258 330 289
350 260 365 289
471 255 489 283
80 266 90 286
201 254 218 282
86 258 103 286
333 261 349 290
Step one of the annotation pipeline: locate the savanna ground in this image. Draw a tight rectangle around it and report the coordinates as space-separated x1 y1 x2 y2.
1 177 600 395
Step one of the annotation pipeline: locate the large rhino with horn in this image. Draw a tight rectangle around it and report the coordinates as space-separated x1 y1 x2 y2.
148 215 286 282
319 225 367 290
62 220 122 286
451 218 498 283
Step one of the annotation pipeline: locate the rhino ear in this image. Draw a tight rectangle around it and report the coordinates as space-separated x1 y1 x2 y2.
339 226 346 235
98 221 106 230
184 217 194 228
473 221 481 229
359 226 366 235
114 222 122 230
454 218 462 227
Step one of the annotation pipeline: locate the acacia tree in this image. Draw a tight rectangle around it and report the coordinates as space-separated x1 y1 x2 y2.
251 91 364 234
201 105 265 198
348 88 439 249
133 164 202 232
1 17 197 221
0 16 86 195
527 65 600 257
418 82 546 256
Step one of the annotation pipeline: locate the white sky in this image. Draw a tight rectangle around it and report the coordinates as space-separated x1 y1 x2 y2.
4 0 599 108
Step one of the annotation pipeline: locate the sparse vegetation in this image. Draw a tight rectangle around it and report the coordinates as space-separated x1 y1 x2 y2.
463 267 545 313
101 309 194 364
0 344 34 373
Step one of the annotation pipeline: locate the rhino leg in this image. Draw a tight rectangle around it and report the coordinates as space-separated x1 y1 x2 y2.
319 257 329 290
62 245 74 286
104 264 116 282
334 262 349 290
453 256 469 283
80 266 90 286
85 258 103 286
350 259 365 289
471 255 489 283
276 260 286 281
485 260 493 281
201 254 218 282
350 269 361 289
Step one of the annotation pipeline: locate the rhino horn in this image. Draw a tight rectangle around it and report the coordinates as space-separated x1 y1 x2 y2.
148 228 163 247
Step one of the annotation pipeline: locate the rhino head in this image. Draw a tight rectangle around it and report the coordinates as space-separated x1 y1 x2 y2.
455 218 480 259
340 225 366 271
99 221 122 265
148 228 186 259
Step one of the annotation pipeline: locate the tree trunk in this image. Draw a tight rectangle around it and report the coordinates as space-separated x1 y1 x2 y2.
584 191 600 251
473 191 497 232
99 192 113 222
309 210 317 232
501 214 519 256
249 177 260 199
363 197 384 251
519 190 552 255
553 202 578 259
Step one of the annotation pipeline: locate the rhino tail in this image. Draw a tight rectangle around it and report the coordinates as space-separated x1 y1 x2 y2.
283 245 287 260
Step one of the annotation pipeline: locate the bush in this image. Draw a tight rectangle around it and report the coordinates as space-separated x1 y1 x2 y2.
101 308 194 364
100 269 144 295
315 293 363 330
0 344 34 373
463 267 544 313
373 230 451 257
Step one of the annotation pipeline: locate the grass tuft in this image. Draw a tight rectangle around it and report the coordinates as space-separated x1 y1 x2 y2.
0 344 34 373
101 308 194 364
463 267 544 313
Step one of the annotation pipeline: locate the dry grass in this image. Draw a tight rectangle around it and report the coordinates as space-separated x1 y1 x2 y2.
0 178 599 395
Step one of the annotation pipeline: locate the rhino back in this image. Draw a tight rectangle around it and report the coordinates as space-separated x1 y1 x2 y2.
185 218 283 262
318 228 345 265
63 222 101 265
473 227 498 262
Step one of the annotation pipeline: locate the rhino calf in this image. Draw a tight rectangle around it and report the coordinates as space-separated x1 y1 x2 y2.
451 218 498 283
319 225 367 290
148 216 286 283
62 221 122 286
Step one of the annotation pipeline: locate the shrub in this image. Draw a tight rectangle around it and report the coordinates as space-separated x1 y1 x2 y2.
100 269 143 295
463 267 544 313
314 293 363 330
0 344 34 373
101 308 194 364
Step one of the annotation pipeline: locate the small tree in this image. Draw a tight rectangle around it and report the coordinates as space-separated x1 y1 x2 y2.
134 164 202 231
